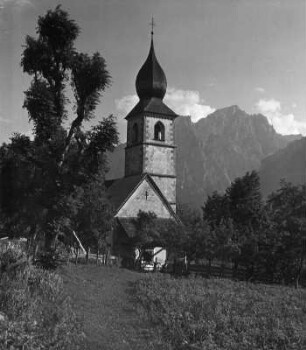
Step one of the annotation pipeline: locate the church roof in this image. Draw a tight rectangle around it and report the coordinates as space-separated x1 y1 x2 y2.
125 97 176 120
136 37 167 100
106 173 179 222
106 174 143 211
125 35 177 120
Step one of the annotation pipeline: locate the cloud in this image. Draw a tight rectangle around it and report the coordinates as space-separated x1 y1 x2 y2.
0 0 33 7
0 117 11 123
165 88 215 122
255 98 306 135
0 110 11 123
255 87 265 94
115 87 215 123
256 98 280 114
115 94 138 115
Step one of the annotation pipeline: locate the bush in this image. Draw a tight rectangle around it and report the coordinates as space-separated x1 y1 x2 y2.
134 274 306 350
0 242 84 349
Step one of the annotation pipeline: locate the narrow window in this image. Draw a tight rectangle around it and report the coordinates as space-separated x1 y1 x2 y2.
132 123 138 143
154 121 165 141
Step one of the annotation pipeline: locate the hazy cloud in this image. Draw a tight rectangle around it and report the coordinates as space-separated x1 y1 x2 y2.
255 98 306 135
0 109 11 123
115 87 215 123
255 87 265 93
165 88 215 122
0 117 11 123
115 94 138 115
0 0 33 8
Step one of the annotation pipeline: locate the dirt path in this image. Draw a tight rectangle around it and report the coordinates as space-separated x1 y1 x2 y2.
60 264 155 350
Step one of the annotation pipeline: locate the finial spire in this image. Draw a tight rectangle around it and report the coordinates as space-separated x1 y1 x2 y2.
150 17 155 38
136 18 167 100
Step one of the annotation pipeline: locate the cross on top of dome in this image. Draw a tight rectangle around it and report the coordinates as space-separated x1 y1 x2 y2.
135 19 167 100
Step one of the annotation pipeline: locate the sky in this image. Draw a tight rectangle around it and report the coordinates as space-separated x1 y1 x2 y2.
0 0 305 144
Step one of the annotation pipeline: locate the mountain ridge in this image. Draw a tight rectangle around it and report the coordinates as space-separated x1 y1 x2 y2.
106 105 302 208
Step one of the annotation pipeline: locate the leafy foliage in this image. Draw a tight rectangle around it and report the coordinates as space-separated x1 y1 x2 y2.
73 172 114 255
0 6 118 254
0 242 83 349
266 181 306 286
174 172 306 286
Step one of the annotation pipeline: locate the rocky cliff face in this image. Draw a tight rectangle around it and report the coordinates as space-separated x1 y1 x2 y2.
106 105 301 208
259 137 306 197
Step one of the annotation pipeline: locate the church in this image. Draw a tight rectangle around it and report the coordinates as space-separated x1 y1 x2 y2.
106 29 180 263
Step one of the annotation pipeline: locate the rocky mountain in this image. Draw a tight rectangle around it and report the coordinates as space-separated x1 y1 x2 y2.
260 137 306 197
106 105 302 208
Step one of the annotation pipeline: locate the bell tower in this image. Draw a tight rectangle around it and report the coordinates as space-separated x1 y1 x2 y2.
124 27 177 211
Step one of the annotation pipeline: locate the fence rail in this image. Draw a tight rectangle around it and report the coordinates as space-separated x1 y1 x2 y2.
178 263 306 287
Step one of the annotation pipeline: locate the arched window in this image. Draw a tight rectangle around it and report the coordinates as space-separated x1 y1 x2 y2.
154 121 165 141
132 123 139 143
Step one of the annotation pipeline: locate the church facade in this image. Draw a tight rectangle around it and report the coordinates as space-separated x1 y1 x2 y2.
107 33 179 261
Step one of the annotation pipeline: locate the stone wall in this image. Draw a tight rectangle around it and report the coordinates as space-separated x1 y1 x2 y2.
125 145 143 176
144 115 175 145
117 179 172 218
150 175 176 208
126 115 144 147
143 145 175 175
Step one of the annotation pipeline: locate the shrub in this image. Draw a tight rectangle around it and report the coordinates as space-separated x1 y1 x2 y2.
0 242 84 349
134 274 306 350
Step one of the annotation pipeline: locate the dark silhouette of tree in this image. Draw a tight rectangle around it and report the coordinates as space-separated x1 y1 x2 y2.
203 191 229 227
0 6 118 255
226 171 264 229
267 181 306 287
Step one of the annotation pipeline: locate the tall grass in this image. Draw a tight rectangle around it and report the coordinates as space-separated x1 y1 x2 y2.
0 242 84 349
134 274 306 350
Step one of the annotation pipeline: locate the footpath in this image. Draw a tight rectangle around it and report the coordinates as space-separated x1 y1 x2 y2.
60 264 156 350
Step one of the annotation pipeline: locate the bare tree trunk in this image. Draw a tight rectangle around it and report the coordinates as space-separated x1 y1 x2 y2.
207 259 212 277
33 242 39 262
58 110 84 168
66 247 70 265
105 248 109 266
26 224 37 259
295 255 304 289
86 247 90 264
74 248 79 265
96 248 99 265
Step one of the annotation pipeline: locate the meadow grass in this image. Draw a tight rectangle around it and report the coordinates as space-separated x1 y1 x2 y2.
134 274 306 350
0 243 83 350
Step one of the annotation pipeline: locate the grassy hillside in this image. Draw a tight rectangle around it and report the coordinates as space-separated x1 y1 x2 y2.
58 265 306 349
134 274 306 350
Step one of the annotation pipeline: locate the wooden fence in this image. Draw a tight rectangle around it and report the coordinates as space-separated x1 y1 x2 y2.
172 263 306 287
188 264 247 281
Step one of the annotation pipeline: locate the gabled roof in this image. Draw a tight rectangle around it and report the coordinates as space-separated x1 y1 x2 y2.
106 173 180 222
125 97 176 120
105 174 143 212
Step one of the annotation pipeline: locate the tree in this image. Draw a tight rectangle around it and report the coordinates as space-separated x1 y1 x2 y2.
72 171 114 264
201 171 270 279
266 181 306 287
226 171 264 229
0 6 118 255
202 191 229 227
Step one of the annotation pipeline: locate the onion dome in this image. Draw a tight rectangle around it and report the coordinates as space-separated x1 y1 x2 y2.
136 37 167 100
